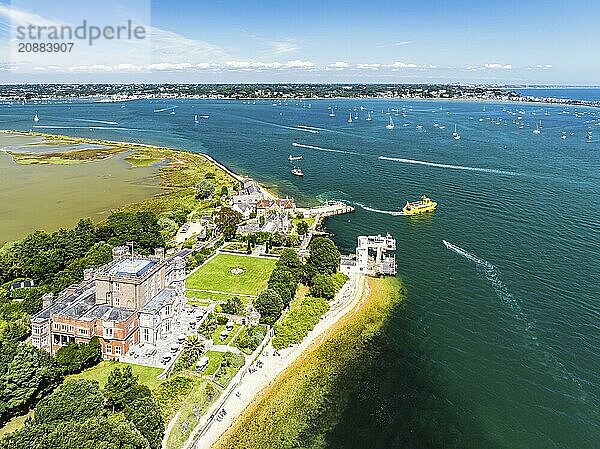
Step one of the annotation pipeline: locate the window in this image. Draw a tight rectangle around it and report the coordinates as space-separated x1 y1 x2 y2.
106 345 112 354
68 325 74 333
104 327 114 338
115 346 121 355
114 282 120 292
78 328 88 335
53 323 59 330
61 324 67 331
114 296 120 307
143 328 149 342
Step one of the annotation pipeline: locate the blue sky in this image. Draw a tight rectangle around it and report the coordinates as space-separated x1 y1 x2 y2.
0 0 598 84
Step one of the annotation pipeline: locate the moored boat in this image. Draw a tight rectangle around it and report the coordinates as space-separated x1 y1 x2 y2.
291 167 304 176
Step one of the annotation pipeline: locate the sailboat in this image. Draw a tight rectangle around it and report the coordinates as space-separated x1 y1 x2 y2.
348 113 353 123
329 106 335 117
366 111 372 121
386 116 395 129
194 114 199 124
288 155 303 161
533 120 541 134
452 124 461 140
33 113 39 123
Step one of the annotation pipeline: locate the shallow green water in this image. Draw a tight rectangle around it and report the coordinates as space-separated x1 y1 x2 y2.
0 138 162 242
1 96 598 448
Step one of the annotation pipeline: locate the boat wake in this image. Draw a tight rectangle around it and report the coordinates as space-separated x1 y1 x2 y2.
292 142 363 156
74 119 118 125
442 240 522 314
379 155 519 176
153 106 177 113
442 239 586 394
294 125 320 133
354 202 405 216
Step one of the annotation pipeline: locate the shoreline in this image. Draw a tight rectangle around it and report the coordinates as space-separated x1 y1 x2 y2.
2 93 598 109
189 273 367 449
0 129 283 204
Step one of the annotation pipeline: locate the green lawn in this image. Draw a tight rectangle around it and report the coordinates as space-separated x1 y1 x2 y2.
203 351 225 376
0 411 32 439
211 324 243 345
66 361 163 390
185 253 276 296
186 290 235 304
292 217 315 228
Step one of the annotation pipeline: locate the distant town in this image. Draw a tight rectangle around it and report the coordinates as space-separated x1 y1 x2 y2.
1 83 599 108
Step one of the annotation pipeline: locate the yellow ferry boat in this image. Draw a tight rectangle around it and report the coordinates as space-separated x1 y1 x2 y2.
402 195 437 215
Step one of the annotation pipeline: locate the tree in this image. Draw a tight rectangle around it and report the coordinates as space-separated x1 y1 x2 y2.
104 366 151 412
219 185 229 197
305 237 341 282
97 211 164 253
0 342 63 424
54 337 102 374
254 289 284 326
213 207 242 240
267 268 298 307
183 334 205 362
296 220 309 236
277 248 302 271
34 379 104 424
0 415 149 449
157 216 179 235
222 296 243 315
195 180 215 200
124 397 165 449
309 274 337 300
197 312 218 338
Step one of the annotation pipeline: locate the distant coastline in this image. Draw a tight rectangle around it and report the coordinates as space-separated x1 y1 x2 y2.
2 83 599 109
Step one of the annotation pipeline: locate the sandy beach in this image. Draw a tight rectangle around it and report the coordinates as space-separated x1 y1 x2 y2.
184 273 366 449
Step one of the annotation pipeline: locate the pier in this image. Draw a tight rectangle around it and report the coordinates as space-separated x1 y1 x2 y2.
302 200 355 218
298 201 355 251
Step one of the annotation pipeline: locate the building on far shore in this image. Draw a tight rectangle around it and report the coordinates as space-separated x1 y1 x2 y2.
340 234 397 277
30 246 185 359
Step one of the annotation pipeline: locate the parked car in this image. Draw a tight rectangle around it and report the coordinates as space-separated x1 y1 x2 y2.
177 334 186 344
161 353 172 364
219 330 229 341
225 321 234 331
170 344 180 353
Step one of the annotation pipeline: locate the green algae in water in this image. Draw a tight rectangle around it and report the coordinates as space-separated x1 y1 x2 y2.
215 277 405 449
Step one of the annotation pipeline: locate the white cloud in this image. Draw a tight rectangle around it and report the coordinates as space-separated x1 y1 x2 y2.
356 63 381 70
284 60 315 69
376 40 414 48
484 63 513 70
326 61 350 69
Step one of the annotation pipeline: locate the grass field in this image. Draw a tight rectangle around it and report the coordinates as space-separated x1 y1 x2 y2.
0 411 32 439
185 253 276 297
66 361 164 389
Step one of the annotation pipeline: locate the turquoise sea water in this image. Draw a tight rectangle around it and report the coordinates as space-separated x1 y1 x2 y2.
1 92 599 448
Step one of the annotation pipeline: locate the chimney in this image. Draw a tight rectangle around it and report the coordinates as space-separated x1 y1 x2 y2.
42 293 54 308
83 268 95 281
154 248 165 260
